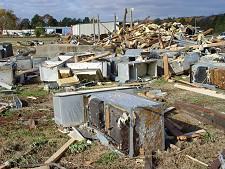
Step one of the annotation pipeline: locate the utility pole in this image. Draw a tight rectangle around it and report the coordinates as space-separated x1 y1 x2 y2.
93 16 96 43
97 15 100 42
195 18 197 35
114 13 117 33
130 8 134 29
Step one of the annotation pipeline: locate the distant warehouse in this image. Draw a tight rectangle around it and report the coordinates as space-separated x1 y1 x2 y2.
72 21 120 36
44 26 71 36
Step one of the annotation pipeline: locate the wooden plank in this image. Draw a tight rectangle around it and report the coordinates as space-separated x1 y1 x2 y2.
186 155 208 167
164 118 187 140
75 53 95 62
184 129 206 138
45 138 77 164
158 34 165 49
192 28 213 41
166 118 183 131
163 107 176 114
105 105 110 135
171 77 204 88
163 54 171 80
209 149 225 169
79 52 111 63
174 83 225 100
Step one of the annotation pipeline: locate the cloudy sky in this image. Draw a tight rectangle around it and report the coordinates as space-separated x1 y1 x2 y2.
0 0 225 21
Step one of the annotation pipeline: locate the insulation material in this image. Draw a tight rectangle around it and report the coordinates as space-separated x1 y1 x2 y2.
209 68 225 89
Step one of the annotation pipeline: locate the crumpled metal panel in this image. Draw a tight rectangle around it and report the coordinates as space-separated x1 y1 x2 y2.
91 91 162 110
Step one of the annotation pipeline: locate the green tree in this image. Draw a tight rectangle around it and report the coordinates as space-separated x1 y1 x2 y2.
0 9 17 30
83 17 90 23
179 18 187 25
31 14 43 29
47 17 58 26
20 18 31 29
154 18 162 25
35 22 45 37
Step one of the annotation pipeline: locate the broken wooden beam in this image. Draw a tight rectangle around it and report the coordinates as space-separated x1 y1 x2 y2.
176 101 225 132
184 129 206 139
171 78 204 88
158 34 165 49
163 54 171 80
45 138 77 164
166 118 182 131
164 118 187 140
163 107 176 114
79 52 111 63
192 28 213 41
174 83 225 100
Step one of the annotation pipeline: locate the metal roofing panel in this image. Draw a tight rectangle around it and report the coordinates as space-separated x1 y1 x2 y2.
92 91 162 110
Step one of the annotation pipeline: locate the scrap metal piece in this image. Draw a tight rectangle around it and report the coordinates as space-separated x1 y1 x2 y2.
218 152 225 169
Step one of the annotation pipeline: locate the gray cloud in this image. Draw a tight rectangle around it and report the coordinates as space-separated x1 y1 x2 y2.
0 0 225 22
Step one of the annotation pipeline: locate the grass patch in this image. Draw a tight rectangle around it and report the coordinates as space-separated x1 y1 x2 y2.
96 151 118 165
32 137 51 147
69 141 92 153
151 78 167 85
203 133 215 142
187 97 203 104
0 110 13 117
16 87 48 97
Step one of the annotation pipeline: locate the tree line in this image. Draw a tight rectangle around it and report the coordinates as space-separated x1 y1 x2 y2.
1 8 225 34
0 8 91 30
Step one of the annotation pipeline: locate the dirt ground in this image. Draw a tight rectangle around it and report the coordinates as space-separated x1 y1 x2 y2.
0 81 225 169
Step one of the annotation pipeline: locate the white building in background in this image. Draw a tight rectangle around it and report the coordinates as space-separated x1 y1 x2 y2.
72 21 120 36
2 29 35 36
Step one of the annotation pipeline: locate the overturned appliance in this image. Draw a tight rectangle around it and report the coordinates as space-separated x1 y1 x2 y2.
53 87 164 157
116 59 158 83
39 55 73 82
0 43 13 59
0 62 16 85
191 62 225 89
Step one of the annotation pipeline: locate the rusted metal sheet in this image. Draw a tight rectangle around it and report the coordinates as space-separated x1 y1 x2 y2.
176 101 225 132
209 149 225 169
209 68 225 89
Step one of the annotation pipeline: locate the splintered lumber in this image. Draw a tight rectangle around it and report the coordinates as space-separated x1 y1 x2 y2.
158 34 165 49
45 138 77 163
168 30 175 47
176 101 225 131
184 129 206 138
163 54 171 80
192 28 213 41
75 53 95 62
174 83 225 100
163 107 176 114
164 118 187 140
133 16 150 29
186 155 208 167
186 41 225 50
79 52 111 62
209 149 225 169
